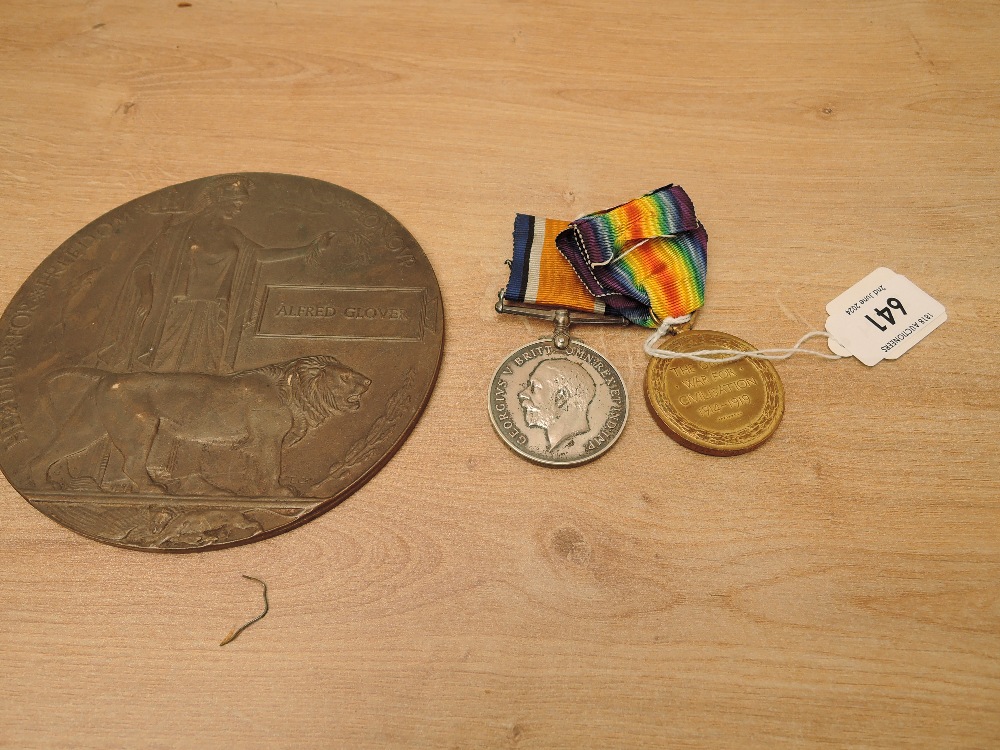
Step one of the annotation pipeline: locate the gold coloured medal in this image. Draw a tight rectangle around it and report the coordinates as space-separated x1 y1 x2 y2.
645 330 784 455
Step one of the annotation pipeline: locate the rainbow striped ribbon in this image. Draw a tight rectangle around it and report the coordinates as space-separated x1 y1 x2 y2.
504 185 707 327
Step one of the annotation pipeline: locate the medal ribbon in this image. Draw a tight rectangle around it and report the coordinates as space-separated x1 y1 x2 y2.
505 185 708 327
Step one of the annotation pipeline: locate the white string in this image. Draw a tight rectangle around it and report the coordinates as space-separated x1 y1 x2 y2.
644 315 847 362
591 236 675 267
581 233 692 268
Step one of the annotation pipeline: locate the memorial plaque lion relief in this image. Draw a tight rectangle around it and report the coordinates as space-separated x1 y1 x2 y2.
0 173 443 550
31 355 370 498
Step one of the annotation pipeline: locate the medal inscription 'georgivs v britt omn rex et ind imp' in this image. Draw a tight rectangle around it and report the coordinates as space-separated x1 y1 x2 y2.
0 174 443 551
490 340 627 466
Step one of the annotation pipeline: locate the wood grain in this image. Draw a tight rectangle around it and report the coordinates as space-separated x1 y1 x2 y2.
1 1 997 747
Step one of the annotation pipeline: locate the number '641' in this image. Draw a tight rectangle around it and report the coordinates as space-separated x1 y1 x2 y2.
865 297 906 331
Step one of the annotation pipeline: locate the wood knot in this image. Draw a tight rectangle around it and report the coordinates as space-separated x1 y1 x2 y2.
550 525 590 565
510 723 525 744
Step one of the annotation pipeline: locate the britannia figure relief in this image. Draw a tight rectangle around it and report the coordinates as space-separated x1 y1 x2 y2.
96 175 334 374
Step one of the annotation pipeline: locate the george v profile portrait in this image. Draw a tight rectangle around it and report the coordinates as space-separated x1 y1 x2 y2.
518 358 597 452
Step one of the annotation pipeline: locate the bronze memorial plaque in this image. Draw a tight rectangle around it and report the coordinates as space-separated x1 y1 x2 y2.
0 173 443 551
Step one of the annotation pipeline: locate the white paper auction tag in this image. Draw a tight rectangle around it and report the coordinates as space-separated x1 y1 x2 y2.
825 267 946 366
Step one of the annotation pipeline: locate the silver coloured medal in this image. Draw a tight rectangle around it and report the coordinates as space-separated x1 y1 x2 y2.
489 304 628 467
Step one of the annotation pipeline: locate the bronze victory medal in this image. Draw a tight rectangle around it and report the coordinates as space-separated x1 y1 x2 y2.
645 330 783 456
0 174 443 551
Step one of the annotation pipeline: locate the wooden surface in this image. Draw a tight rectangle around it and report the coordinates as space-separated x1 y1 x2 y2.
1 1 998 747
